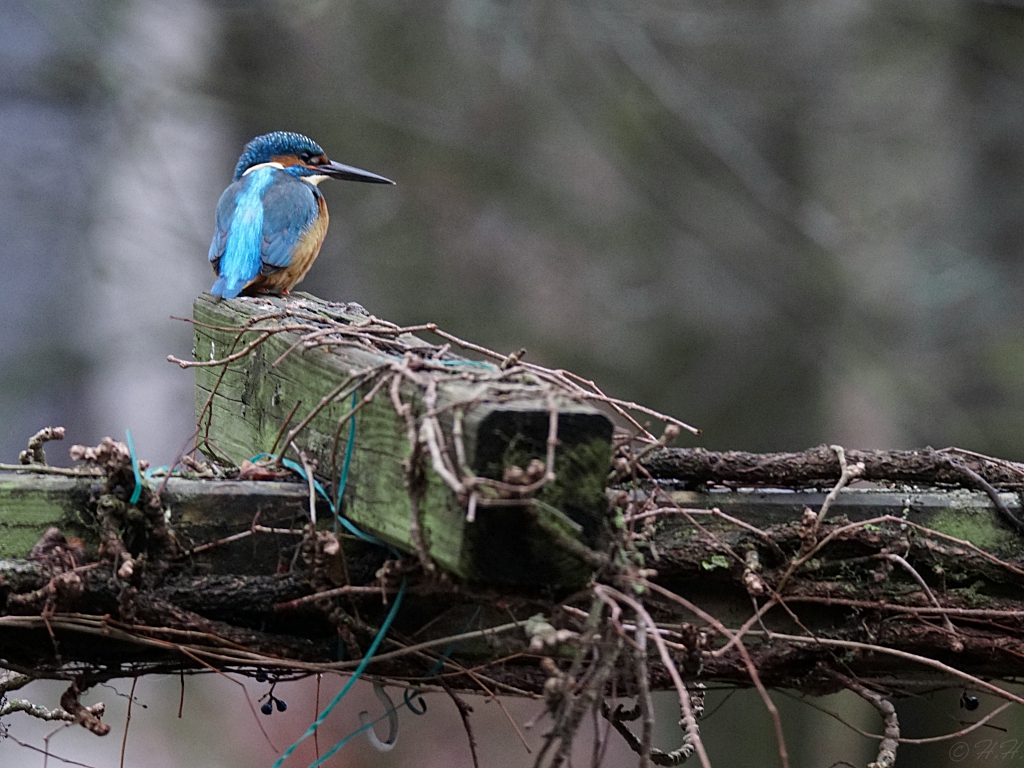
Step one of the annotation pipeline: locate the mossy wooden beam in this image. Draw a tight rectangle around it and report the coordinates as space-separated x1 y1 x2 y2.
0 469 329 571
190 293 614 588
660 486 1024 560
642 445 1024 488
5 476 1024 685
0 471 93 560
5 467 1018 573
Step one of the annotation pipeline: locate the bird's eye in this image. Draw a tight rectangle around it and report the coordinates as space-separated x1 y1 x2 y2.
300 151 314 163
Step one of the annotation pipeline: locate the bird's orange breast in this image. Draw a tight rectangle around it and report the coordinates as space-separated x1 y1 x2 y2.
253 195 329 293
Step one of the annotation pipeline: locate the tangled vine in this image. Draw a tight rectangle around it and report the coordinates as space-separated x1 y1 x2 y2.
3 296 1024 768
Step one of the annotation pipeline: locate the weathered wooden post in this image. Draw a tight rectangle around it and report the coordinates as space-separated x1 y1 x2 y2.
190 292 615 588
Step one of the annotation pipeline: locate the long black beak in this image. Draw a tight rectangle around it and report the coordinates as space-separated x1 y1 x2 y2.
316 160 395 184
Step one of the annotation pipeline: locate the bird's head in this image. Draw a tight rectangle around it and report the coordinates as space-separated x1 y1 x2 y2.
232 131 394 186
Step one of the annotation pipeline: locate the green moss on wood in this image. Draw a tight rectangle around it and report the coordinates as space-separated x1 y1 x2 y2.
928 499 1024 559
0 474 93 558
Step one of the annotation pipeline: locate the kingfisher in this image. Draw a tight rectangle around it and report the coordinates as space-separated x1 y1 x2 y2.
208 131 394 299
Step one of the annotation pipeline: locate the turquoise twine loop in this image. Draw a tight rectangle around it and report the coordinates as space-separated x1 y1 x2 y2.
250 452 333 505
300 675 427 768
336 390 358 536
404 688 427 715
246 452 389 551
311 601 465 764
250 391 392 553
270 578 406 768
304 719 373 766
315 605 469 764
125 429 143 505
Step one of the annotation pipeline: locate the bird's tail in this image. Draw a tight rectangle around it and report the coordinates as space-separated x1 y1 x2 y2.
210 275 249 300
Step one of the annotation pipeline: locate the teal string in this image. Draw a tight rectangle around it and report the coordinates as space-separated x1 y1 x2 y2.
305 606 474 765
144 465 171 482
125 429 143 505
256 395 410 768
306 721 373 766
305 684 425 768
335 390 358 535
251 393 388 550
270 579 406 768
251 453 331 502
404 688 427 715
438 358 497 371
304 604 470 764
248 451 388 550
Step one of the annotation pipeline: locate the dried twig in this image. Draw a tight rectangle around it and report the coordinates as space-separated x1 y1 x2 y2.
831 673 898 768
19 427 65 466
763 632 1024 706
634 612 654 767
391 369 437 576
440 679 480 768
59 682 109 736
780 689 1012 745
810 445 863 539
945 456 1024 534
275 585 392 610
881 552 962 651
119 679 137 768
595 586 712 768
0 698 105 725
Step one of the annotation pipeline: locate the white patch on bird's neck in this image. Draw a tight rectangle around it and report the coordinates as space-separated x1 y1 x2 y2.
242 162 327 186
242 161 286 176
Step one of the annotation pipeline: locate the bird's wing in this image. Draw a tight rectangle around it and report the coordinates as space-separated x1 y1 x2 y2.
207 169 320 298
259 176 322 275
207 183 239 271
209 172 271 298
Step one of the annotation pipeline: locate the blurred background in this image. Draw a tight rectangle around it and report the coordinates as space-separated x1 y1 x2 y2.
3 0 1024 765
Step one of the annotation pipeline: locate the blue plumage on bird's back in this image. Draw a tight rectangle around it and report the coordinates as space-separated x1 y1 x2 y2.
211 167 277 299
